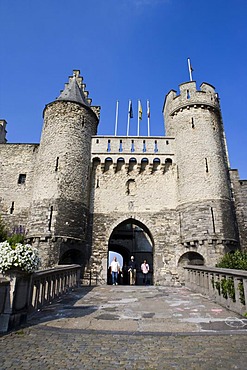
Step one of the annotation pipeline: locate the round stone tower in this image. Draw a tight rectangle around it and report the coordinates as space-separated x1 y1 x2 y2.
163 81 238 262
27 70 100 267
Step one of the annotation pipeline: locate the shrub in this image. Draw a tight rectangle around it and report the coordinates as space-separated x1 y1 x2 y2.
216 250 247 270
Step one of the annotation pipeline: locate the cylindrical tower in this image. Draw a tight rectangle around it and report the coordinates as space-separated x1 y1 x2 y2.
163 81 238 253
27 71 100 266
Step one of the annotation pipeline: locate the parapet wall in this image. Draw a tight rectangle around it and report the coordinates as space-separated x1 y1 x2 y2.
91 136 175 164
164 81 220 118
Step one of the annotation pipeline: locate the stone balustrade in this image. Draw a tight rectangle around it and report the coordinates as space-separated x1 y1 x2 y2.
184 265 247 316
0 265 81 333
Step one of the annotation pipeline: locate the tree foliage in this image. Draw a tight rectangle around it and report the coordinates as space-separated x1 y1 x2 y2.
216 250 247 270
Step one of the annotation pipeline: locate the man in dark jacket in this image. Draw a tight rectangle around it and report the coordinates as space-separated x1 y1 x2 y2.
128 255 137 285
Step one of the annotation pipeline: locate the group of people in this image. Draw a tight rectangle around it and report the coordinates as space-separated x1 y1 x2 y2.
110 255 149 286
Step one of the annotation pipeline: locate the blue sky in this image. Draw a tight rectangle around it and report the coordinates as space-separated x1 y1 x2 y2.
1 0 247 178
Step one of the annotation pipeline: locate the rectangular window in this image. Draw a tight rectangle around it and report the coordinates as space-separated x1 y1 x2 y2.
10 201 15 214
18 174 26 184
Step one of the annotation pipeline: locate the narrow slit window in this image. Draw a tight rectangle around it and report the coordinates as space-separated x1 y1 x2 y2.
143 140 146 152
187 90 190 99
55 157 59 172
119 139 123 152
48 206 53 231
154 140 158 153
191 117 194 128
10 201 15 214
18 174 26 184
205 158 209 173
131 140 135 152
107 139 111 152
166 140 169 145
211 207 216 233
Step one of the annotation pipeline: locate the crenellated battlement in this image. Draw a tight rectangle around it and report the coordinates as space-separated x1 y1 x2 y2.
163 81 220 117
0 119 7 143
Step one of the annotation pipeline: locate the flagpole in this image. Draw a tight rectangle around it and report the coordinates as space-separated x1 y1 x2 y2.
147 100 150 136
114 100 119 136
187 58 193 81
127 100 131 136
137 100 140 136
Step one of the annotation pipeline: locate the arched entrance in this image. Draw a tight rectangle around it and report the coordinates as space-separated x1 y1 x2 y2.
108 219 154 285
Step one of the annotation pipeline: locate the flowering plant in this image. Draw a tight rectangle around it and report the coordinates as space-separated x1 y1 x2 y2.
0 241 40 274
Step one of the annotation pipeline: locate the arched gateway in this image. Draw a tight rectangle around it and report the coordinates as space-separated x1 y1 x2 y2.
108 219 154 285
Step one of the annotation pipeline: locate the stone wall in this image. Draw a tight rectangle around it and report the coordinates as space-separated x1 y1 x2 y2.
230 169 247 251
0 144 38 233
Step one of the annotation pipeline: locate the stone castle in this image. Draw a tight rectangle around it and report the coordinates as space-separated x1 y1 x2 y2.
1 70 247 285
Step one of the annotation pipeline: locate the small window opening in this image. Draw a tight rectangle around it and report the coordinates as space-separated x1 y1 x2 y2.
187 90 190 99
119 139 123 152
107 139 111 152
131 140 135 152
191 117 194 128
205 158 209 173
211 207 216 233
96 177 100 188
55 157 59 172
10 201 15 214
154 140 158 153
143 140 146 152
96 139 99 144
166 140 169 145
126 179 136 195
18 174 26 184
48 206 53 231
164 158 172 172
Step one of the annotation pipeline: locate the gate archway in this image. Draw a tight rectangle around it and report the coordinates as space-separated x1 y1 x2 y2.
108 218 154 285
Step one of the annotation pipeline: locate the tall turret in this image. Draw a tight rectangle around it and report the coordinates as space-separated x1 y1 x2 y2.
163 81 238 252
27 70 100 266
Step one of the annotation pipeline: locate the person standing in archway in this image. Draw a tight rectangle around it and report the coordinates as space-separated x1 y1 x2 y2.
128 255 137 285
110 256 120 285
141 259 149 285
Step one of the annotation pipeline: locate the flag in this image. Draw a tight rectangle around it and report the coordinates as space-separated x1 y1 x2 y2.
138 100 142 120
129 101 133 118
147 100 150 118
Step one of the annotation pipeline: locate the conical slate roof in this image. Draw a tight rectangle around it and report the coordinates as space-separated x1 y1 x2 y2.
56 75 89 106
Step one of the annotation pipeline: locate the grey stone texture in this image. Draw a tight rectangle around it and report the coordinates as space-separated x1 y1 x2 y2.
0 120 7 143
0 71 246 284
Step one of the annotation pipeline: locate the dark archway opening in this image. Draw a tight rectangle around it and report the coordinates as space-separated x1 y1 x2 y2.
59 249 83 265
108 219 154 285
177 251 205 282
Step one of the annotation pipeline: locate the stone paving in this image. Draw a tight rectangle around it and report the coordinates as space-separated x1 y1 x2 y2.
1 285 247 369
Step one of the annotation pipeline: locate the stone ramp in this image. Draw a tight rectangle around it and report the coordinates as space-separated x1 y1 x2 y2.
1 285 247 370
27 285 247 334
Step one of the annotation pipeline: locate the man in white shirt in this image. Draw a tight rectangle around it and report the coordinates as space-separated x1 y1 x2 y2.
110 256 120 285
141 259 149 285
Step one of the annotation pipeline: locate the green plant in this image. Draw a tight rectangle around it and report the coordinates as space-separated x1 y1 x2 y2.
215 280 221 294
221 278 228 299
7 233 25 246
216 250 247 270
238 281 245 305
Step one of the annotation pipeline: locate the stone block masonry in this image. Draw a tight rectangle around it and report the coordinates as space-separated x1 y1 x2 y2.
0 71 246 284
